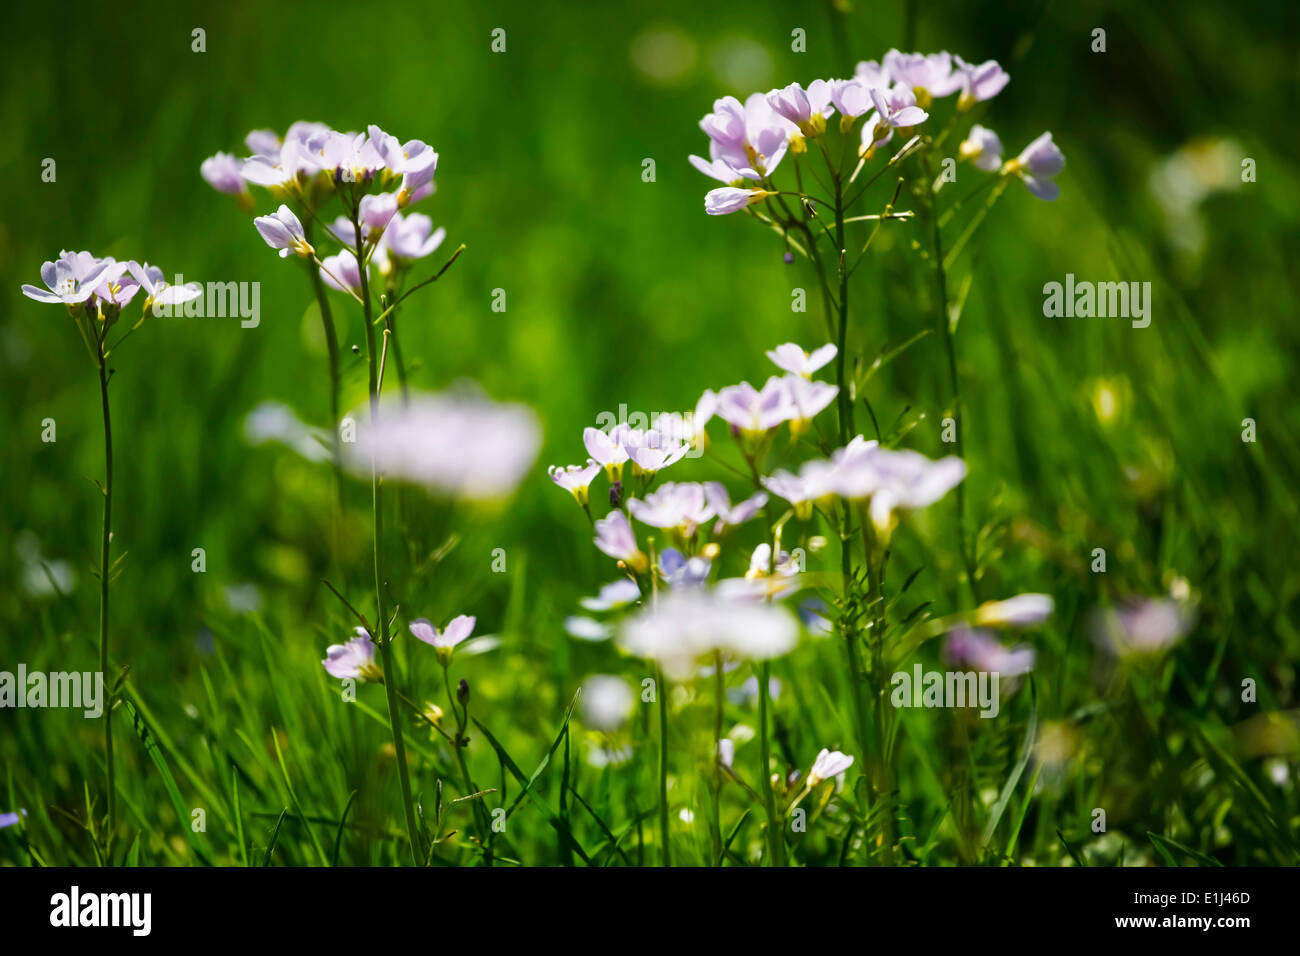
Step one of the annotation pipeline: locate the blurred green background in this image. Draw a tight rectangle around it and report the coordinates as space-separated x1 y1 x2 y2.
2 0 1298 865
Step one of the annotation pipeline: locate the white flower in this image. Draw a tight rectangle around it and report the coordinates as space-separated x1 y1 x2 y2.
627 482 715 535
974 593 1054 628
766 342 837 377
549 460 601 506
343 388 540 500
322 627 382 682
806 748 854 786
959 124 1004 172
580 675 635 732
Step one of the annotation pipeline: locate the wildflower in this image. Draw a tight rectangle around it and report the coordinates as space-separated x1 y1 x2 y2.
368 124 438 206
766 342 837 378
322 627 382 682
806 748 854 786
548 460 601 506
958 124 1004 172
882 49 959 107
829 78 874 131
593 510 647 571
782 374 838 437
319 249 363 294
718 738 735 771
584 425 631 481
950 55 1010 110
1005 132 1066 201
579 578 641 611
200 152 251 199
383 212 445 264
705 186 777 215
854 59 891 89
359 192 399 236
1091 598 1196 656
974 593 1055 628
658 547 712 588
766 80 836 138
580 675 635 732
313 128 388 185
126 261 203 314
565 616 614 641
868 84 929 134
625 429 691 476
696 93 795 179
410 615 475 665
943 627 1036 676
704 482 767 532
618 588 799 680
858 447 967 536
689 155 757 184
343 389 541 500
761 459 837 519
254 204 314 258
627 481 715 536
0 810 27 830
717 377 794 437
21 251 125 307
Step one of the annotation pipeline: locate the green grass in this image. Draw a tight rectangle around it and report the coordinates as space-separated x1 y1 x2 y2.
1 0 1298 866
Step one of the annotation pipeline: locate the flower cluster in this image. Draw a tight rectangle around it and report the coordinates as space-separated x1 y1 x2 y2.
202 122 446 294
22 251 202 326
690 47 1064 215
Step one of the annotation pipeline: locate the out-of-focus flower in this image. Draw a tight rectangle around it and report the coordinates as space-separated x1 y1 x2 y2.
1005 132 1065 201
319 249 362 294
829 78 874 130
974 593 1054 628
580 578 641 611
762 459 837 519
943 627 1036 675
410 615 475 664
200 152 250 198
854 59 890 89
766 342 837 378
950 55 1010 109
619 588 799 680
343 388 541 500
705 186 776 215
882 49 958 107
243 401 331 463
782 374 838 437
1091 598 1196 656
322 627 382 682
704 482 767 532
581 675 635 732
806 748 854 786
658 547 712 589
717 378 794 437
21 251 125 307
959 124 1003 172
628 481 715 536
593 510 647 570
565 616 613 641
718 738 735 770
254 204 314 258
549 460 601 506
382 212 445 265
0 810 27 829
828 443 966 535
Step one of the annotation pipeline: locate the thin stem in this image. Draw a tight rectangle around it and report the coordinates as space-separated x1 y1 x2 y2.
96 341 115 861
656 663 671 867
757 659 784 866
711 650 724 866
353 204 422 865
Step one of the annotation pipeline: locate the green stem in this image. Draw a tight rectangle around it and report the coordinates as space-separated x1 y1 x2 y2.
96 347 115 860
757 660 785 866
354 207 421 865
711 650 724 866
656 664 671 867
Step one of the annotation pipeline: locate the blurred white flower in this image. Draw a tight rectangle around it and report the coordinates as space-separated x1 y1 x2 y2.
344 387 540 500
807 748 854 786
580 675 635 732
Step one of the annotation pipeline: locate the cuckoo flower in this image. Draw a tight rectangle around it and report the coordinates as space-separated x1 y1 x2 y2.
628 481 715 536
854 59 891 90
343 389 541 500
1006 132 1066 201
704 482 767 532
254 204 314 258
369 124 438 206
853 446 967 536
200 152 250 198
127 262 204 314
782 375 838 437
704 186 776 216
959 124 1004 172
767 342 837 377
383 212 446 264
22 251 125 307
882 49 959 106
696 93 795 179
869 84 929 134
580 675 636 732
766 80 836 138
658 547 713 589
761 459 837 519
580 578 641 612
1091 598 1196 656
549 460 601 506
716 378 794 437
806 748 855 786
322 627 383 682
319 249 363 294
974 593 1055 628
950 56 1011 109
410 615 476 665
944 627 1036 676
593 510 647 571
